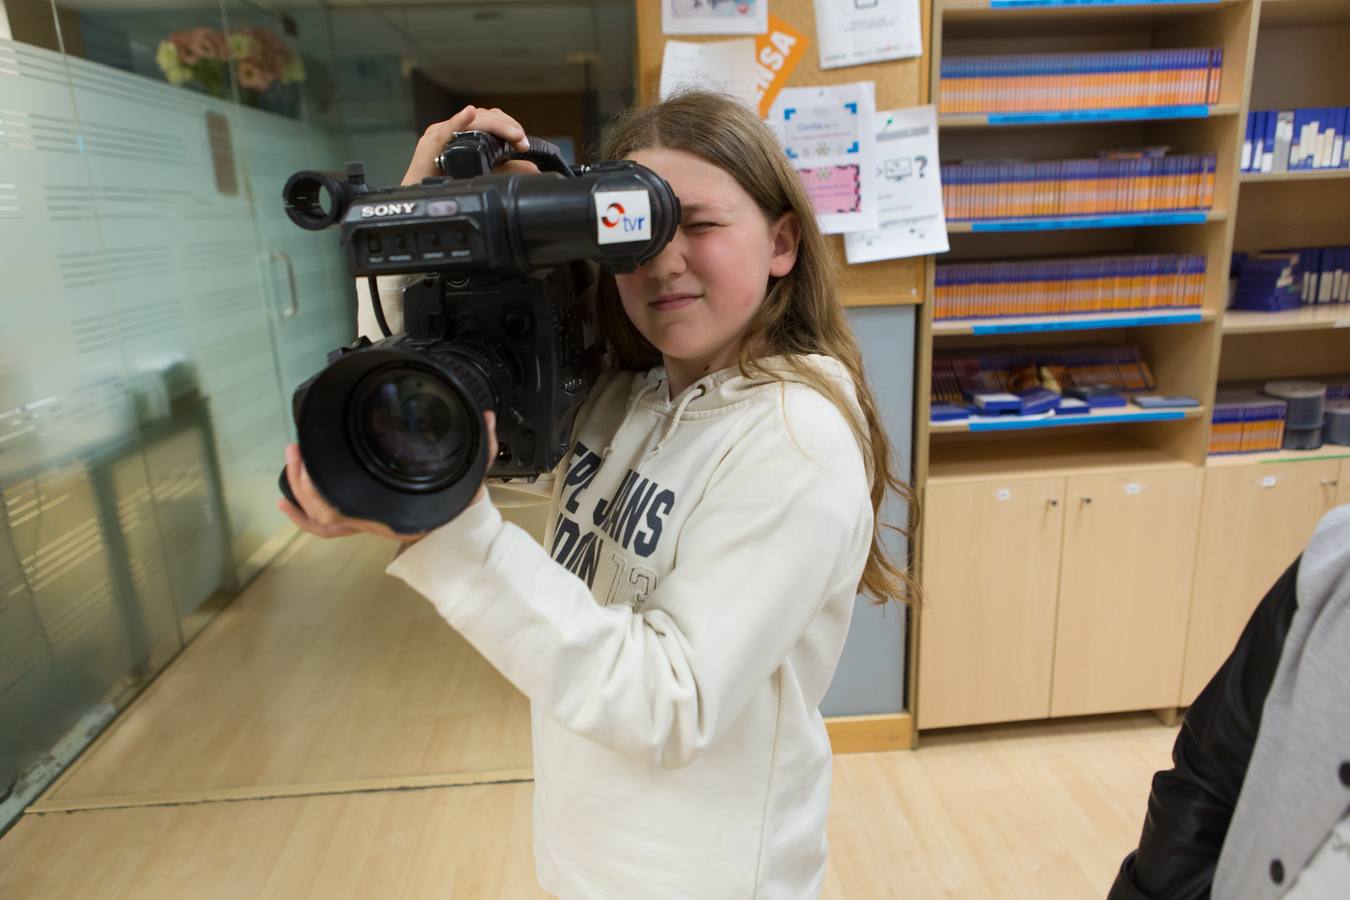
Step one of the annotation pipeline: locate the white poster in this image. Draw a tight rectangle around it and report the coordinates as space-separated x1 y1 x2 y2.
767 82 877 235
662 0 769 37
659 39 759 109
844 105 949 264
814 0 922 70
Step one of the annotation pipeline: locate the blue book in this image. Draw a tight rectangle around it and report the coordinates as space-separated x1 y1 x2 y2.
930 403 971 422
1018 387 1061 415
1252 111 1266 171
1332 108 1346 169
1264 111 1278 172
1243 112 1255 172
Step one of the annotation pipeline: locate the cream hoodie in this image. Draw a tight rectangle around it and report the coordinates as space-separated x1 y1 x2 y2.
375 278 873 898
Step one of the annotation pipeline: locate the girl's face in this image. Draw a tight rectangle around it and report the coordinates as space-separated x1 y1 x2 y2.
616 147 800 377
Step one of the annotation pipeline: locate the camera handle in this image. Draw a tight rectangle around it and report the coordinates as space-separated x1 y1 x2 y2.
439 131 577 179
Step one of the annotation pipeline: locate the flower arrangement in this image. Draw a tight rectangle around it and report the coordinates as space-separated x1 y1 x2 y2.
155 25 306 109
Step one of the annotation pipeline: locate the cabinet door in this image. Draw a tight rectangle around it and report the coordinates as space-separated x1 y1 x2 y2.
1340 460 1350 508
918 478 1065 729
1052 469 1202 718
1180 460 1343 704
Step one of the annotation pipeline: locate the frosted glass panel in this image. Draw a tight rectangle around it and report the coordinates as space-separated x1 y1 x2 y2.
0 32 191 821
57 48 291 576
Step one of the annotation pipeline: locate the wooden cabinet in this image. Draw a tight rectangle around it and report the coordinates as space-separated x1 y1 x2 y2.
1340 459 1350 508
918 467 1203 728
1179 460 1344 704
918 478 1064 729
1051 470 1202 718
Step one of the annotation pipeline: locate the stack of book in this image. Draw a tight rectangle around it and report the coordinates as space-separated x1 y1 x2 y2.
1243 108 1350 173
1229 247 1350 311
1230 253 1303 312
1209 387 1288 454
940 49 1223 114
935 254 1205 320
942 151 1217 220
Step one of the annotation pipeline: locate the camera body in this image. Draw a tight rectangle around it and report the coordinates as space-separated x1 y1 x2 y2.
278 132 679 534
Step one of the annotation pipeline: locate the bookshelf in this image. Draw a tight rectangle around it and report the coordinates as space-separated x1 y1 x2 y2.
912 0 1349 736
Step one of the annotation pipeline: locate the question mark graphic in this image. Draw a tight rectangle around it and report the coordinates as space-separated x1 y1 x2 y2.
915 155 928 178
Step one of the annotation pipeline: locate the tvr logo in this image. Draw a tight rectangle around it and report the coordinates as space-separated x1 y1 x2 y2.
600 202 645 233
595 190 652 245
361 202 417 218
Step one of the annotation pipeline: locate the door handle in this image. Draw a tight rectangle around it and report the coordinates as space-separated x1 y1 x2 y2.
269 251 299 318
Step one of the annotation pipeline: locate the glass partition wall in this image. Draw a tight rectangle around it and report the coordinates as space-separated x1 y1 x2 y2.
0 0 634 833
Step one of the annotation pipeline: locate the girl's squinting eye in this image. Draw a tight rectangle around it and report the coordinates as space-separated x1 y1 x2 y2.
683 221 718 232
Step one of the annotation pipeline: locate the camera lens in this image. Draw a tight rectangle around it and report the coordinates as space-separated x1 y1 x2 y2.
351 366 473 488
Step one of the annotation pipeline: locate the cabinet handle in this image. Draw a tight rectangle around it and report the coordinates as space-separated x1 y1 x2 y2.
1080 496 1093 506
1323 479 1340 488
1047 498 1059 508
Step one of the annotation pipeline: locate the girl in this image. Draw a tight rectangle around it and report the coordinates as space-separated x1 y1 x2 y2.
280 92 916 899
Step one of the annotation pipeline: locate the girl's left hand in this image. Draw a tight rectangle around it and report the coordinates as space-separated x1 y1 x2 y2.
278 443 424 543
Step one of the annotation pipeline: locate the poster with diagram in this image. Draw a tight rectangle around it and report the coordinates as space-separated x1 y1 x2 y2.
768 82 878 234
844 105 948 263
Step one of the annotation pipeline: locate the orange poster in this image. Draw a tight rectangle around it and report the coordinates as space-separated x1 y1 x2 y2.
754 15 808 118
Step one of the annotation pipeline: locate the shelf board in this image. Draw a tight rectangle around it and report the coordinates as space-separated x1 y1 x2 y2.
1241 169 1350 184
940 104 1238 128
1258 0 1350 28
931 404 1205 433
928 431 1194 483
933 308 1210 335
948 210 1224 233
1222 305 1350 334
1207 446 1350 467
941 0 1242 21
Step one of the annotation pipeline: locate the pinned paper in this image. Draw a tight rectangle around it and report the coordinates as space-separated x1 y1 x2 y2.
815 0 922 70
660 39 759 108
663 0 768 36
768 82 877 234
753 15 808 116
844 105 949 264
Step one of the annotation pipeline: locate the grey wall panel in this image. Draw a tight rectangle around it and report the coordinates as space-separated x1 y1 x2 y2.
821 304 915 717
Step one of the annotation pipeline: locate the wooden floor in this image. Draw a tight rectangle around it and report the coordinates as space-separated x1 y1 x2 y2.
0 532 1177 899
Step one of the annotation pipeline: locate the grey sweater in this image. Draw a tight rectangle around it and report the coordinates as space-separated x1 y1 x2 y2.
1214 504 1350 898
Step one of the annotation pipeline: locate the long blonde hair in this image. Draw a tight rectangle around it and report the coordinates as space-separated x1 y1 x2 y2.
596 91 919 608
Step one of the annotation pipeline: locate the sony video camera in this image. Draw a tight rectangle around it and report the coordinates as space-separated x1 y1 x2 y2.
277 131 680 534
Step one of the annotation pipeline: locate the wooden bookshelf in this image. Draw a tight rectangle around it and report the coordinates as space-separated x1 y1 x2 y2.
1223 305 1350 333
939 102 1240 128
1207 445 1350 466
914 0 1259 735
1240 168 1350 183
932 308 1212 335
930 404 1206 433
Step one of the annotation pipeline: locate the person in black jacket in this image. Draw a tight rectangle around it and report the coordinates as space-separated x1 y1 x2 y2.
1110 504 1350 899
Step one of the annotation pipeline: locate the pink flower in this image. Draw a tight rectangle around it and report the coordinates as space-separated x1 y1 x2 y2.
187 27 226 62
236 59 274 92
170 32 199 66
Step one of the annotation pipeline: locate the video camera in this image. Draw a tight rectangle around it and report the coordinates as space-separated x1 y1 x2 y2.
277 131 680 534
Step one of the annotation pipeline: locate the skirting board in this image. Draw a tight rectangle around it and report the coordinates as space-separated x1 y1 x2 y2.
825 713 915 753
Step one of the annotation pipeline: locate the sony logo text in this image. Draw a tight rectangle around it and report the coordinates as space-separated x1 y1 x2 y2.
361 202 417 218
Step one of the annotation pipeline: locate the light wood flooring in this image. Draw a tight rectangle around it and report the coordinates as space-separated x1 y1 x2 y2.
0 532 1177 898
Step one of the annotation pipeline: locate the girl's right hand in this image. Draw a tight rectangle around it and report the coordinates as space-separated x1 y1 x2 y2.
401 105 540 186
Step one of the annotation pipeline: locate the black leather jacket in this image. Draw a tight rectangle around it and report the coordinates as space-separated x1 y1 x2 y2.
1108 556 1301 900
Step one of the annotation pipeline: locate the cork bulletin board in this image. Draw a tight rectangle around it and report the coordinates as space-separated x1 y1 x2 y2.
635 0 932 307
